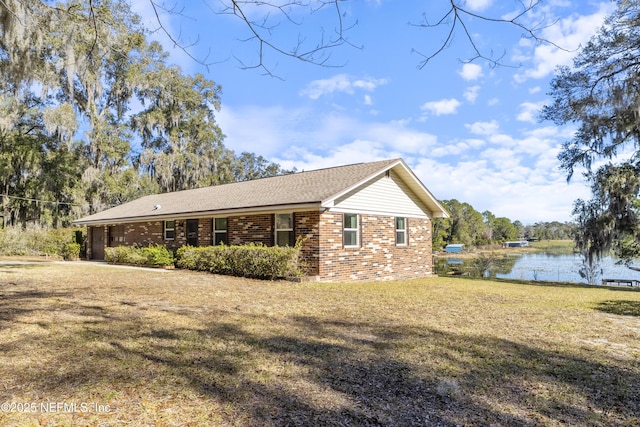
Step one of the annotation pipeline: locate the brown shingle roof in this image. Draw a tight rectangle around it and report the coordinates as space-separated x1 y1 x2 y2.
74 158 447 225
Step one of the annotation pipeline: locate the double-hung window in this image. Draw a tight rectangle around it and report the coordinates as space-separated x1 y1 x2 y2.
275 213 295 246
343 213 359 247
164 220 175 240
213 218 228 245
396 217 407 246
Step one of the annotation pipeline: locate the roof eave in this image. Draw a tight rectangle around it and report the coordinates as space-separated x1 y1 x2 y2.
73 202 323 226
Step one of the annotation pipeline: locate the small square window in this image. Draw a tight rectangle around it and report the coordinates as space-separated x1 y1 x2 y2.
275 213 295 246
396 217 407 246
164 220 175 240
214 218 227 245
343 213 359 247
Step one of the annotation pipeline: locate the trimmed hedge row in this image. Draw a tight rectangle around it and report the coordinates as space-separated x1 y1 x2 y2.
105 244 174 267
61 242 81 260
176 243 302 280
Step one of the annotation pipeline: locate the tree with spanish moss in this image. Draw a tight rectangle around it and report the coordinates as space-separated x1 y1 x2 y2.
541 0 640 267
0 0 291 226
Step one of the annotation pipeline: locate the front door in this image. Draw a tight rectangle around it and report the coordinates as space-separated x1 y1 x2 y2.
91 226 105 260
186 219 199 246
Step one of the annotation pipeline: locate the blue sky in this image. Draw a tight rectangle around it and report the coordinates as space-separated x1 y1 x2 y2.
133 0 617 225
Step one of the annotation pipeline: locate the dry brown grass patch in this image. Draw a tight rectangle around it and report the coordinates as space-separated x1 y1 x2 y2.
0 260 639 426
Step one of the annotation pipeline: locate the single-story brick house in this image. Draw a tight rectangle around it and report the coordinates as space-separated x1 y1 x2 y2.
74 158 448 281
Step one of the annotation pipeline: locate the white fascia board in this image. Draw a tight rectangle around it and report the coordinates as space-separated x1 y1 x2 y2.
324 206 430 219
388 160 449 219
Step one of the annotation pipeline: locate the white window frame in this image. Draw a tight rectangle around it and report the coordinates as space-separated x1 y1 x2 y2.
164 220 175 240
213 217 227 245
396 217 407 246
343 213 360 248
274 213 294 247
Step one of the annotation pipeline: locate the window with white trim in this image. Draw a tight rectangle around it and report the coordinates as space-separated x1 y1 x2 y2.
343 213 359 247
213 217 228 245
164 220 175 240
396 217 407 246
275 213 295 246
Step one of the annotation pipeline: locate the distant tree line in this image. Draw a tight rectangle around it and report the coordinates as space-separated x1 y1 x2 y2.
433 199 575 250
0 0 292 229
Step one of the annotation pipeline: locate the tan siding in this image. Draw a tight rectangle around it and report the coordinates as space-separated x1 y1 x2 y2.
333 170 431 217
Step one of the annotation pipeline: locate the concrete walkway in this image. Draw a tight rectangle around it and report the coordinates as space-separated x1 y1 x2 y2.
0 259 174 273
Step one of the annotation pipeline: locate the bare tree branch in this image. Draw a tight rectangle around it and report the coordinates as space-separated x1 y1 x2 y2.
220 0 358 75
87 0 99 58
148 0 218 68
137 0 571 74
411 0 569 69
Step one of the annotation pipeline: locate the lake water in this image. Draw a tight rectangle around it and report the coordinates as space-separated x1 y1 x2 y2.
436 252 640 284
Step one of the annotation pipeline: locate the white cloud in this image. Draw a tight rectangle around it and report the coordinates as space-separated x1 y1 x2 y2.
216 105 310 155
458 63 484 81
465 0 493 12
421 98 462 116
525 125 575 140
281 140 394 172
514 3 616 82
430 139 486 158
218 102 590 224
365 123 438 154
481 147 520 167
517 101 545 123
218 104 438 160
463 86 481 103
412 156 590 223
352 78 387 91
300 74 388 99
465 120 499 136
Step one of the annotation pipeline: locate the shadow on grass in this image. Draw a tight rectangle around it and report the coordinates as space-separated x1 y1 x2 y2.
2 298 639 426
595 300 640 316
0 288 72 323
0 262 53 270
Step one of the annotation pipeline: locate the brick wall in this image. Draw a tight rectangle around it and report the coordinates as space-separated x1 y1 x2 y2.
228 214 272 246
294 211 320 276
86 210 433 282
124 221 165 247
317 212 433 282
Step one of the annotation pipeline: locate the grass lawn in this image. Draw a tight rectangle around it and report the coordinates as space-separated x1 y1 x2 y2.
1 260 639 426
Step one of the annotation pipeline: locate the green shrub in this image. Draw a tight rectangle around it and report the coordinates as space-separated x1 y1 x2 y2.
0 227 85 258
105 245 174 267
105 246 131 264
61 242 81 260
141 244 174 266
176 243 301 280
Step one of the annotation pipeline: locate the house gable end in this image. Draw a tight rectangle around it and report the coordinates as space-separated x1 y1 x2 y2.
332 170 432 218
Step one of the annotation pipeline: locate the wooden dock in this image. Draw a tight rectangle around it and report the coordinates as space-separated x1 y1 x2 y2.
602 278 640 287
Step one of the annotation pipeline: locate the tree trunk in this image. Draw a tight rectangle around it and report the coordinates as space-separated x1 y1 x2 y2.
2 185 9 228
